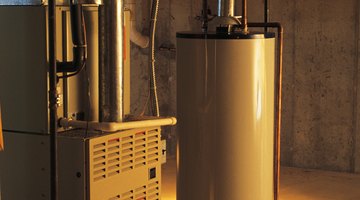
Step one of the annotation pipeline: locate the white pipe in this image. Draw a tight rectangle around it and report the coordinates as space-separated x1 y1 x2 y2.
59 117 177 132
125 0 149 48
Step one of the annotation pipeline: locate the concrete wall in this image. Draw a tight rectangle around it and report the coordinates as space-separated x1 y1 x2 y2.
130 0 360 173
266 0 360 173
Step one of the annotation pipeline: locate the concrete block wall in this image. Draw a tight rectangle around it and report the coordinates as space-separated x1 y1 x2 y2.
130 0 360 173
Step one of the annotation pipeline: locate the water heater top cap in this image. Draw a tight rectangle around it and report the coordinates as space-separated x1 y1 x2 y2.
176 31 275 40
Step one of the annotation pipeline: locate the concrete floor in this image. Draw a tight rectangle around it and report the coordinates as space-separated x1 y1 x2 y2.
162 159 360 200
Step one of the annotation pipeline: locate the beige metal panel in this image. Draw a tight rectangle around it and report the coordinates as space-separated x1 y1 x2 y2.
58 135 87 200
177 38 217 200
0 7 48 133
215 39 275 200
177 37 275 200
0 132 50 200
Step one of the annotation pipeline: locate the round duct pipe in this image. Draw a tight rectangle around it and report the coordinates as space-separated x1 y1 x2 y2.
99 0 124 122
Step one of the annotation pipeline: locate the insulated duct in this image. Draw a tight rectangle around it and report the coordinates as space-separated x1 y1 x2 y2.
99 0 124 122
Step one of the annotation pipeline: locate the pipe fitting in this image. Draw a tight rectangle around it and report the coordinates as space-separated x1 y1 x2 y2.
125 0 149 48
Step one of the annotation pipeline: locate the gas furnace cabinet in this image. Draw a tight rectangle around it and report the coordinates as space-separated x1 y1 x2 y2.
176 32 276 200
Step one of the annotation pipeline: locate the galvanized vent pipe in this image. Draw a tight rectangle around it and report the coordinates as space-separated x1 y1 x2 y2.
218 0 235 16
99 0 124 122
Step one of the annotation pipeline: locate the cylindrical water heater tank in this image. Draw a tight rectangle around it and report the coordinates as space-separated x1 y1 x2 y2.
176 32 276 200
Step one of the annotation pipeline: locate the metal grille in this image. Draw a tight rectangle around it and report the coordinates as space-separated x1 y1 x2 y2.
91 129 161 182
89 127 162 200
111 180 160 200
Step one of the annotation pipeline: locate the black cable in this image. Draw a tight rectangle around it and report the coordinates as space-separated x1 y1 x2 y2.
57 2 87 75
58 5 87 80
57 61 86 79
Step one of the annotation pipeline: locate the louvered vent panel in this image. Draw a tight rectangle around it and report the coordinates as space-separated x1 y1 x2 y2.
107 180 160 200
93 142 106 181
90 128 161 187
108 195 121 200
147 129 160 165
147 180 160 200
107 138 121 177
121 136 134 172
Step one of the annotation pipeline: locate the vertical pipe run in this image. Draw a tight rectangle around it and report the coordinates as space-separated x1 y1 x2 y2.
99 0 124 122
62 11 68 118
248 22 283 200
84 9 99 121
264 0 269 32
242 0 248 32
202 0 208 32
48 0 58 199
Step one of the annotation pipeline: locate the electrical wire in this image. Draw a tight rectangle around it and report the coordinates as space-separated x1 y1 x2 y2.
149 0 160 117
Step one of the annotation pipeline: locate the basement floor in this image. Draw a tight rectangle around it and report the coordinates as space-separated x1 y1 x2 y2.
162 159 360 200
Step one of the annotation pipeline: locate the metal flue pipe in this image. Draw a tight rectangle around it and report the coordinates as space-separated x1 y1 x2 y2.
218 0 235 17
99 0 124 122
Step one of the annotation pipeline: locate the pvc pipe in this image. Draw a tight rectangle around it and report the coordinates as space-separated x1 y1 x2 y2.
125 0 149 48
130 22 149 48
59 117 177 132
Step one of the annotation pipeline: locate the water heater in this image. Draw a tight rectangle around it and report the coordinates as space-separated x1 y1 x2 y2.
177 31 276 200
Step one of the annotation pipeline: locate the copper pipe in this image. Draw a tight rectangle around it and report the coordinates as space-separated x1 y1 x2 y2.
242 0 248 32
248 22 283 200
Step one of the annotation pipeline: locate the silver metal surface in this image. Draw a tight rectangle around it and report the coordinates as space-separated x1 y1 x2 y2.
177 36 275 200
217 0 235 16
0 0 102 6
99 0 124 122
58 134 86 200
84 9 99 121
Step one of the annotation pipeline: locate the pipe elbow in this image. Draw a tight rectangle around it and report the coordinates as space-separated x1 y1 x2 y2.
130 22 149 48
